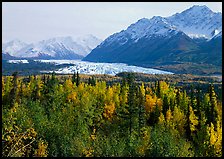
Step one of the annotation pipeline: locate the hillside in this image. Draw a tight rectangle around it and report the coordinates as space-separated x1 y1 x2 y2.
83 5 222 75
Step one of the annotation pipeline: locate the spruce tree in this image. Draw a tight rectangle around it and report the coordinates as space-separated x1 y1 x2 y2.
137 84 146 135
208 84 217 127
91 76 96 86
72 72 76 84
76 72 80 86
9 71 19 107
43 74 46 84
156 81 161 98
186 103 192 141
162 95 169 116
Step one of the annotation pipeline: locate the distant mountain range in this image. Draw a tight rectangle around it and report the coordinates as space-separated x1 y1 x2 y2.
83 5 222 74
2 35 102 60
2 5 222 75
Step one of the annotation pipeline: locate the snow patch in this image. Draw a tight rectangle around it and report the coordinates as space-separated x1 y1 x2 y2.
8 60 29 64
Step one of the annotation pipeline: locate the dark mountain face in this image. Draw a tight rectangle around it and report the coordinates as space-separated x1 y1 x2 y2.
83 33 221 69
201 36 222 66
83 32 200 65
2 52 19 60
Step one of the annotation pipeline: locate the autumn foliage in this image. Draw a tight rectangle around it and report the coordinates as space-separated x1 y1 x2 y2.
2 73 222 157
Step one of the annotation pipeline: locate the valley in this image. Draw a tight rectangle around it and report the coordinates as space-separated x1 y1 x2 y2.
2 3 222 157
3 5 221 76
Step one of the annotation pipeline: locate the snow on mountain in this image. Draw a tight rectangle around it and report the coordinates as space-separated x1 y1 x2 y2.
75 34 103 56
15 36 85 58
2 39 28 56
3 35 102 59
211 31 222 39
126 16 179 40
100 16 181 47
100 4 222 48
167 5 222 39
35 60 173 75
84 4 222 67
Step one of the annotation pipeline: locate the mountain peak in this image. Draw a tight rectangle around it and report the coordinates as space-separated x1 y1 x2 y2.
136 17 150 23
83 5 222 70
182 5 213 15
2 39 28 56
189 5 211 10
128 18 150 27
151 16 163 21
149 16 170 26
168 5 221 39
75 34 103 54
3 35 102 59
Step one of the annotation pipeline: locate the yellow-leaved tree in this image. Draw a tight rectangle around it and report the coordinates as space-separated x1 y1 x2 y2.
145 94 157 113
189 106 199 134
172 106 186 134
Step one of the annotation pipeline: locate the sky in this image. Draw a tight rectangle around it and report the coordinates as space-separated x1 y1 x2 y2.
2 2 222 43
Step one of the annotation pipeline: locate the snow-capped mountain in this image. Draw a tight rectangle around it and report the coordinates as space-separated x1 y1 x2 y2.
2 39 28 56
100 16 181 47
16 36 85 59
75 34 102 56
167 5 222 39
83 15 195 63
2 35 102 60
126 16 180 40
83 5 222 71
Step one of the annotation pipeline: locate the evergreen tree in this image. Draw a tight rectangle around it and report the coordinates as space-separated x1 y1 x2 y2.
2 73 222 157
127 73 136 136
208 84 217 127
88 76 96 86
196 86 202 126
88 77 91 85
179 90 188 114
190 85 196 110
9 71 19 107
156 81 161 98
76 72 80 86
43 74 46 84
72 72 76 84
185 103 192 141
91 76 96 86
162 95 169 117
137 84 146 135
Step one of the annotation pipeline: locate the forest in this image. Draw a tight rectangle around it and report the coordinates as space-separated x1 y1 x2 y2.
2 72 222 157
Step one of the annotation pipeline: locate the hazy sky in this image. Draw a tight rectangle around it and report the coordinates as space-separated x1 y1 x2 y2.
2 2 222 43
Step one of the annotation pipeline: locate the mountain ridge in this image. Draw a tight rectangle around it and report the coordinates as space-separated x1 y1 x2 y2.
2 35 102 60
83 5 222 74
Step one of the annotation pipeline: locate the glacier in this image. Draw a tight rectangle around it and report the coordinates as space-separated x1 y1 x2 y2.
31 60 174 75
8 60 29 64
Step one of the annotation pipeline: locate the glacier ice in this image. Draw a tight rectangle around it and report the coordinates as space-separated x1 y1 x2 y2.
35 60 174 75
